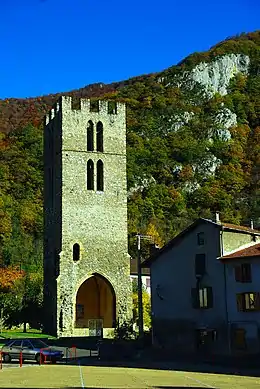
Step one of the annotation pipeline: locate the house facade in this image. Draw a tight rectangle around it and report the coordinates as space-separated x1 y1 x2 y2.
143 216 260 355
221 243 260 354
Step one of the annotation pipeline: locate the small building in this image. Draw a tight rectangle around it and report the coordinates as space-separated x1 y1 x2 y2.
220 243 260 354
130 257 151 294
143 215 260 355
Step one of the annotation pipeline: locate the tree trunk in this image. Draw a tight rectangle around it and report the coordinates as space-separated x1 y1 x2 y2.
23 321 27 333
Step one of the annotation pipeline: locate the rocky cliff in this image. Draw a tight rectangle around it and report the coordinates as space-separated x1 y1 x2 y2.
0 30 260 265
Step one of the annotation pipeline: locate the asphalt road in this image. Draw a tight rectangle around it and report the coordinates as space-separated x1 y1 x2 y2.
1 346 98 369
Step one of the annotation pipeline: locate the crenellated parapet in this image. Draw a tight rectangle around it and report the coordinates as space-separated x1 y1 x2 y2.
45 96 125 126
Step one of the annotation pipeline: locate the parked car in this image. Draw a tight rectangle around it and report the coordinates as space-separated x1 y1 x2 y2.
1 339 64 364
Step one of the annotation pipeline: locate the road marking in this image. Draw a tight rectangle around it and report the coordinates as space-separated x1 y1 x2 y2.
78 359 85 389
184 373 216 388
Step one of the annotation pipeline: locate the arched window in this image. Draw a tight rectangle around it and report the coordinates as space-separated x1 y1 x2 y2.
96 121 103 152
87 159 94 190
73 243 80 262
97 159 104 191
87 121 94 151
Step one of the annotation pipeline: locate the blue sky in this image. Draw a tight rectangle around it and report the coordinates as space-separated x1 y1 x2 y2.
0 0 259 98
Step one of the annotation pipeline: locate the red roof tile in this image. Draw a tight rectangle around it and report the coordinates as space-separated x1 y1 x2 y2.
221 243 260 260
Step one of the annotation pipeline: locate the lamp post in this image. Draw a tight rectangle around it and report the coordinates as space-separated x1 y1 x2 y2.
136 233 153 340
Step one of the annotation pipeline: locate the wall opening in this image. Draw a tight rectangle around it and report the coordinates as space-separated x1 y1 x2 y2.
73 243 80 262
97 160 104 191
90 100 99 113
75 274 116 328
87 121 94 151
87 159 94 190
71 97 81 110
108 101 117 115
96 122 103 152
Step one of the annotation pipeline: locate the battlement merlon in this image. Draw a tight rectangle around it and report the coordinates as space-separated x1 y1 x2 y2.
61 96 125 114
44 100 60 126
44 96 126 126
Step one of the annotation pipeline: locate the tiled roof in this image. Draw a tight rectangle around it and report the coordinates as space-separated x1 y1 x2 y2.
221 222 260 234
142 217 260 267
221 243 260 260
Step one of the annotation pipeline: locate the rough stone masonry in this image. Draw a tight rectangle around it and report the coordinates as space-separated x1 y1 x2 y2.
43 96 132 337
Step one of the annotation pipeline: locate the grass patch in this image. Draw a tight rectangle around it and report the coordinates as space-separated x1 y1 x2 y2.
0 365 259 388
0 328 56 340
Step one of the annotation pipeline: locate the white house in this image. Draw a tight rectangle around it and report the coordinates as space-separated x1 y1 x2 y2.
130 257 151 294
143 216 260 356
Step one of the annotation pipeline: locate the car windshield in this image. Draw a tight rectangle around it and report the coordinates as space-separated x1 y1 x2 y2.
30 340 48 349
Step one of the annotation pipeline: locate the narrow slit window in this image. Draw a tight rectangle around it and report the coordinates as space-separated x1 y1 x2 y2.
73 243 80 262
87 159 94 190
96 121 104 152
87 121 94 151
97 159 104 191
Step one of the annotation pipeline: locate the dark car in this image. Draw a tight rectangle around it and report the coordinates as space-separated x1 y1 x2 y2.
1 339 63 364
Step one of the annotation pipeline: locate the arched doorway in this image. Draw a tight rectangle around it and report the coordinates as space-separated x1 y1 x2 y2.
75 274 116 329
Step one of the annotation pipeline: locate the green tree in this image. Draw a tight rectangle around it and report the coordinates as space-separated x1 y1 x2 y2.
132 279 151 330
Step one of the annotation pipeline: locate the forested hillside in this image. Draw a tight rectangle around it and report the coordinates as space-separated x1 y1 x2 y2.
0 31 260 295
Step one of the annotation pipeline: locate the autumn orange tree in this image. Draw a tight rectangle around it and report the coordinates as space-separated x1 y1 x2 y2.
0 267 24 328
0 266 24 293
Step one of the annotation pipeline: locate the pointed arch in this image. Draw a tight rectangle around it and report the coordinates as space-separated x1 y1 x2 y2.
96 121 103 152
87 159 94 190
87 121 94 151
97 159 104 192
75 273 116 328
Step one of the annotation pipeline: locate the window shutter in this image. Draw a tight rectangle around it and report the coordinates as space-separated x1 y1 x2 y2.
207 287 213 308
191 288 199 309
195 254 206 276
247 264 252 282
236 293 243 311
255 293 260 310
235 266 242 282
242 263 252 283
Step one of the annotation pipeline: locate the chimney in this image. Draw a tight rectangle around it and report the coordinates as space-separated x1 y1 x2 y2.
149 243 160 257
250 219 254 229
215 212 220 224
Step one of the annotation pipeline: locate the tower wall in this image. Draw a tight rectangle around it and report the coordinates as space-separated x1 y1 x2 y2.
44 96 132 337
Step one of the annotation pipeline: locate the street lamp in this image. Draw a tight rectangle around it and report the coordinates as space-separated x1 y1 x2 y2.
136 233 153 340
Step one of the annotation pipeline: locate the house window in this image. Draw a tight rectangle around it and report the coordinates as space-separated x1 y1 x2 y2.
237 292 260 312
96 121 103 152
73 243 80 262
96 160 104 191
87 159 94 190
235 263 252 283
87 121 94 151
197 232 205 246
195 254 206 276
232 328 246 350
146 278 150 288
191 287 213 309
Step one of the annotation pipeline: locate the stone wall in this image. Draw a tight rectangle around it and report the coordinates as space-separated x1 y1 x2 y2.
43 96 132 337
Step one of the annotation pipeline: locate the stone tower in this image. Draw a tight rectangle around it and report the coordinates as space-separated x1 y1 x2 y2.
43 96 132 337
